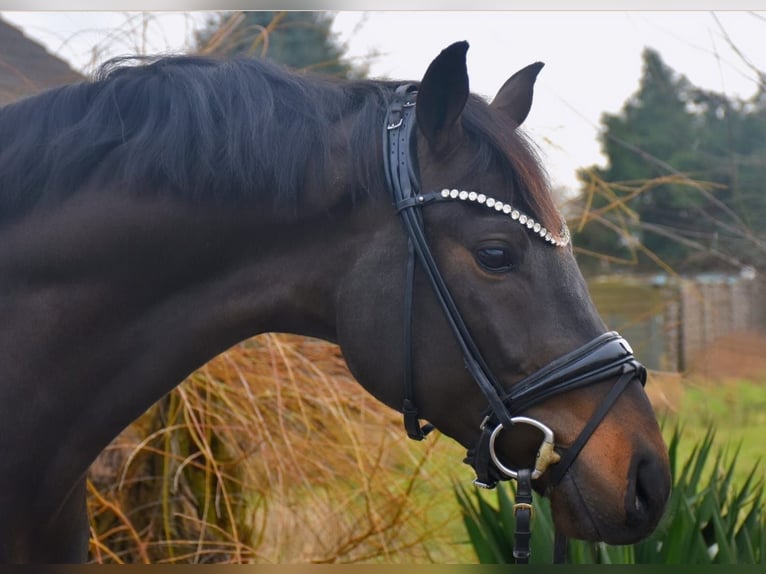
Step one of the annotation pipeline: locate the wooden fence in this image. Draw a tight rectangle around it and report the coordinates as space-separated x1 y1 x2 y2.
588 274 764 373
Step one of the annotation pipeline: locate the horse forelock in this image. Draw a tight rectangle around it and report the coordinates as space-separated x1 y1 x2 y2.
459 94 564 241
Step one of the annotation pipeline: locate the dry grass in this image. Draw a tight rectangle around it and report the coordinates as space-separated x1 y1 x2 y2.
86 334 469 564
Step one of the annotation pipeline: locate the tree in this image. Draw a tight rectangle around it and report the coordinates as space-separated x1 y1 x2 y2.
573 48 766 274
195 11 363 79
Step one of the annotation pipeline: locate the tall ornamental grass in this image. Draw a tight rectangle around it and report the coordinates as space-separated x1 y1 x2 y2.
87 334 464 563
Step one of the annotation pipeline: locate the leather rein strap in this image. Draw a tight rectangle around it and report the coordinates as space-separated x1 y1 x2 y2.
383 85 648 564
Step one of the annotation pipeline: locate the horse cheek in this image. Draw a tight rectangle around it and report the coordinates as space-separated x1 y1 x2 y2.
334 251 406 412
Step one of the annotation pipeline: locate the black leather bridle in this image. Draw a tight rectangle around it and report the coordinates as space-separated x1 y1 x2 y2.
383 84 648 563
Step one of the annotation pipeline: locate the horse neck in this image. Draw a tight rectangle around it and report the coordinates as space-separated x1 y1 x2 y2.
0 189 375 499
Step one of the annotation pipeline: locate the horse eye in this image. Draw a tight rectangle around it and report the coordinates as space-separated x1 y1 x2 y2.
475 247 514 272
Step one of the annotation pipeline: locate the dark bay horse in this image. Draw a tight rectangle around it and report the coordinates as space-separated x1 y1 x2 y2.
0 41 670 563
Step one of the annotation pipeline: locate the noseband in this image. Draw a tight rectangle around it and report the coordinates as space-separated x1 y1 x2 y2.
383 85 647 563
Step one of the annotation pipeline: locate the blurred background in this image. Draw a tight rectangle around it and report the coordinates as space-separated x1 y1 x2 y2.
1 10 764 564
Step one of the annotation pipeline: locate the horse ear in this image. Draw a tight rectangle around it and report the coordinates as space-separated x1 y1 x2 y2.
491 62 544 127
416 41 470 154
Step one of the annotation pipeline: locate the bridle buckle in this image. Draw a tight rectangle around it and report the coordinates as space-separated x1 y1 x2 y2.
513 501 535 519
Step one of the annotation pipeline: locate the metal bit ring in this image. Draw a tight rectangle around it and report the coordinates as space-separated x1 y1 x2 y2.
488 416 561 480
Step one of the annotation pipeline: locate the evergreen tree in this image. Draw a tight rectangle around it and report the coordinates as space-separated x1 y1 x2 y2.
573 48 766 274
196 11 363 79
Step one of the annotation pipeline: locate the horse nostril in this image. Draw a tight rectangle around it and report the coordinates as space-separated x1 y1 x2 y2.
626 452 670 529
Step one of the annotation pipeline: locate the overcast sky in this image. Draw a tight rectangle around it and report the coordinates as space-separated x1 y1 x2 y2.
2 11 764 194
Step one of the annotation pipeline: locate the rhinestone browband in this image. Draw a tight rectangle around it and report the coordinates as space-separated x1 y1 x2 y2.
432 188 571 247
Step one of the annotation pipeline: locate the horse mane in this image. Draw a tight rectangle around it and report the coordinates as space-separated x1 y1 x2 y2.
0 53 560 232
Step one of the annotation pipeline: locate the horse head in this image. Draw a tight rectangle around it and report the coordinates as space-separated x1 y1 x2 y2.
335 42 670 545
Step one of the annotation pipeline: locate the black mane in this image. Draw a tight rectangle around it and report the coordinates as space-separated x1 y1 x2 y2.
0 55 392 220
0 54 560 231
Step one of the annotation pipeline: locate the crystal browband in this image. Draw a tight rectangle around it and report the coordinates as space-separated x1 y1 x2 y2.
422 188 571 247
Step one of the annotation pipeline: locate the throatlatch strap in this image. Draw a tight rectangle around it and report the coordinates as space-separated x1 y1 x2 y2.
513 468 534 564
402 237 433 440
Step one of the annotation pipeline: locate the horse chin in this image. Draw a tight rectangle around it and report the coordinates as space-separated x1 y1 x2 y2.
545 464 668 545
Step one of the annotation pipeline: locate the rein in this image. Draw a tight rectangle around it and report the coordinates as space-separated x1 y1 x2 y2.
383 85 648 564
